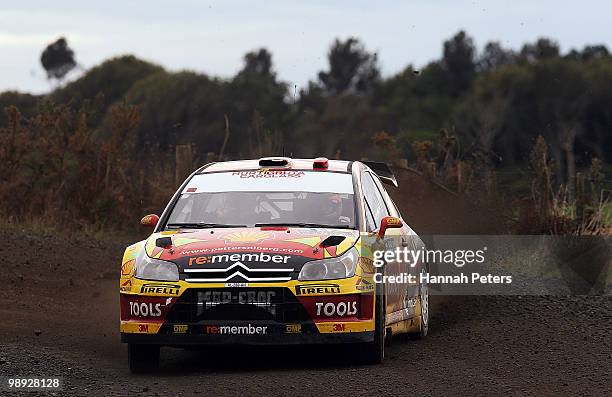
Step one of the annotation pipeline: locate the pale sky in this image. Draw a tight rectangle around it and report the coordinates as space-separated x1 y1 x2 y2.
1 0 610 94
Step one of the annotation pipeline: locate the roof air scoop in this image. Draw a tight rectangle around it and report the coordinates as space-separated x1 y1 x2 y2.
258 157 292 168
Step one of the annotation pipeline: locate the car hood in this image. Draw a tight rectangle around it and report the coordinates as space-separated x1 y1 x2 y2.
144 227 360 271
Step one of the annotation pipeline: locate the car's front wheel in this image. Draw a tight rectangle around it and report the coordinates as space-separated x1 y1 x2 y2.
360 286 385 364
408 277 429 340
128 344 160 373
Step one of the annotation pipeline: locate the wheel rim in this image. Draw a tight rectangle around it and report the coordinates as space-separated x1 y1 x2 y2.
420 280 429 327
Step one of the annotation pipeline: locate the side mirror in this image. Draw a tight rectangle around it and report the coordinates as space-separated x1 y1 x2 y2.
378 216 402 238
140 214 159 228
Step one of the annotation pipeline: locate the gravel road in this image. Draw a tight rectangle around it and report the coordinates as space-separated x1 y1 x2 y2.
0 230 610 396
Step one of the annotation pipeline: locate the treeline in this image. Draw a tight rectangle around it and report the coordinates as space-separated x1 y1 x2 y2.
0 31 611 231
3 32 611 171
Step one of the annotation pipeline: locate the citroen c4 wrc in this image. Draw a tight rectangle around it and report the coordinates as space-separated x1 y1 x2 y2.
120 157 429 372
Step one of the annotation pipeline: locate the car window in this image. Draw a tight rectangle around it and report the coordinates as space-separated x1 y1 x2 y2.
363 197 376 231
166 171 357 228
361 172 389 228
370 173 402 218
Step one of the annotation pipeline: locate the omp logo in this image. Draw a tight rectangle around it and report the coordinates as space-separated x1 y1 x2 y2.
285 324 302 333
188 252 291 266
173 324 188 333
140 283 180 295
205 324 268 335
295 284 341 296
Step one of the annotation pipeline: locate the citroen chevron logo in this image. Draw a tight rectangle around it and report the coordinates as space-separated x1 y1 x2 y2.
184 261 293 282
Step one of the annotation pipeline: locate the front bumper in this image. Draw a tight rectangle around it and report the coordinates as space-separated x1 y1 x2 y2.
120 278 376 346
121 330 374 345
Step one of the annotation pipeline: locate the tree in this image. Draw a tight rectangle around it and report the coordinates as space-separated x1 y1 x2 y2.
318 38 380 95
520 38 560 63
580 45 610 61
52 55 163 110
441 31 477 95
40 37 77 82
237 48 275 78
230 48 290 155
478 41 515 72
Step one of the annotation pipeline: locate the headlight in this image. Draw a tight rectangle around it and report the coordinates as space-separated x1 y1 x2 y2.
135 251 179 281
298 248 359 281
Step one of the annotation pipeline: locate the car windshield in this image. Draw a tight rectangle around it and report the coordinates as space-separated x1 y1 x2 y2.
165 170 356 229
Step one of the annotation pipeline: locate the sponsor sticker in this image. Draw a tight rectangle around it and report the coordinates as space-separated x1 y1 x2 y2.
198 290 275 305
224 231 271 243
120 278 132 292
315 301 358 317
356 278 375 292
295 283 341 296
225 282 249 288
129 301 163 317
231 170 305 179
197 290 276 316
121 259 135 277
332 323 346 332
204 324 268 335
285 324 302 334
188 252 291 266
139 283 180 296
173 324 188 333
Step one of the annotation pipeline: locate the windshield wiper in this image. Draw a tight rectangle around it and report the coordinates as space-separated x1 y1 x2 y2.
166 222 246 229
255 222 354 229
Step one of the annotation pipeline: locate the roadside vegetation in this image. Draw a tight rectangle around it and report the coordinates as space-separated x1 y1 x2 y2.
0 32 610 234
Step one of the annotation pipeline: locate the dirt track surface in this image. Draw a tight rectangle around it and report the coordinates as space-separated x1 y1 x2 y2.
0 229 611 396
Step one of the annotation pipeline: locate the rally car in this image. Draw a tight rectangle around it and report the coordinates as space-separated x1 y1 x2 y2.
120 157 428 372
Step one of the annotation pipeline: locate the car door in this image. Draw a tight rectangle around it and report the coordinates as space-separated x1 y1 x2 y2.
360 170 407 321
370 174 423 312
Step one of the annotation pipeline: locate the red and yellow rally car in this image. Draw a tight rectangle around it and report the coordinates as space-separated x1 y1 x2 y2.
120 158 428 372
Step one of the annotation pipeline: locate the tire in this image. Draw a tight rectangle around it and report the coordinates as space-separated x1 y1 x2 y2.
408 276 429 340
361 285 385 364
128 344 160 373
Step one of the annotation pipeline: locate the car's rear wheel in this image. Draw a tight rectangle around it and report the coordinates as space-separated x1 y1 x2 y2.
408 277 429 340
360 285 385 364
128 344 160 373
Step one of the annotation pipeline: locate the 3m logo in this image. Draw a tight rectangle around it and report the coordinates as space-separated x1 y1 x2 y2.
295 284 340 296
138 324 149 332
332 324 345 332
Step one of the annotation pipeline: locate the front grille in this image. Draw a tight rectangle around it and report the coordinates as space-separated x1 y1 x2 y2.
166 288 310 324
181 262 295 282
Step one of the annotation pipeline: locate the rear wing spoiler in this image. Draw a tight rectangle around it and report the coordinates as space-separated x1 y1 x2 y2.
362 161 398 187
